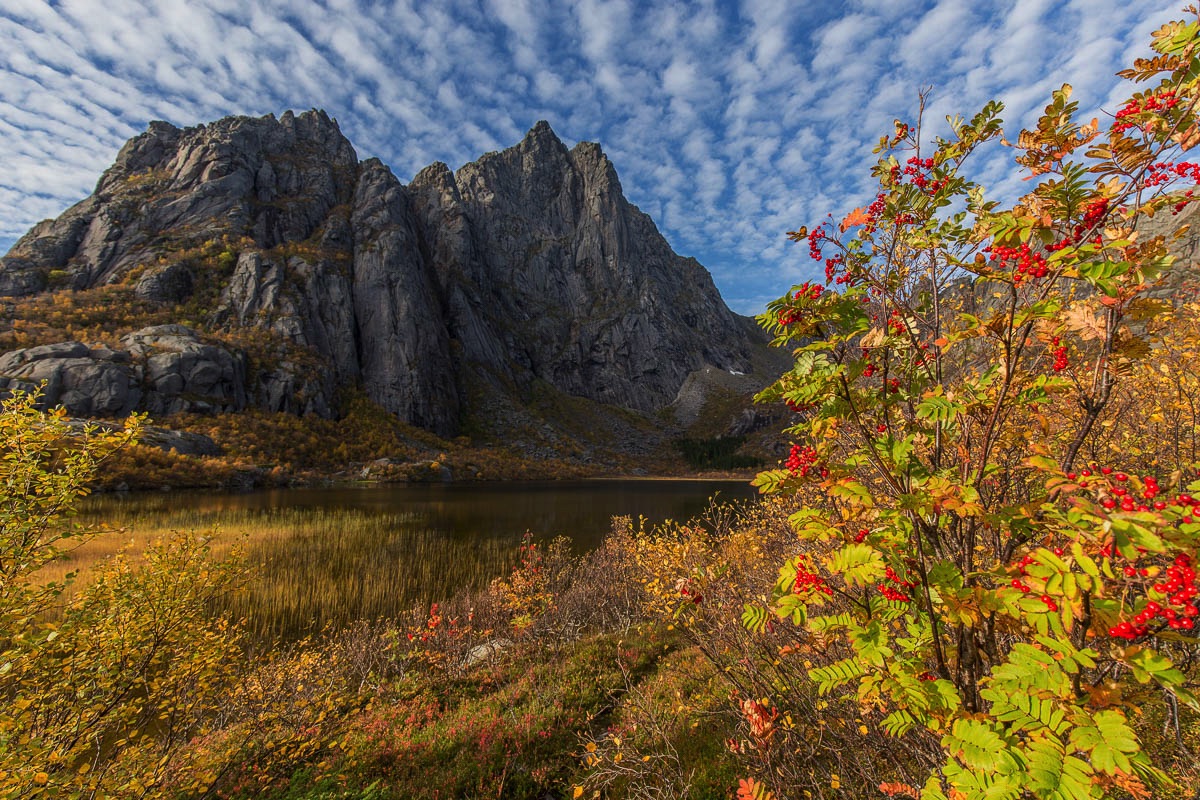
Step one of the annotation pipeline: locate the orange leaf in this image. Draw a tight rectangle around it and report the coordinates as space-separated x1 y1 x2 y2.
737 777 775 800
1175 124 1200 151
841 207 871 231
879 782 920 798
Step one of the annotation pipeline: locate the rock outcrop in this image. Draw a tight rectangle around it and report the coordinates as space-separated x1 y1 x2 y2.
1 112 768 438
0 342 140 417
0 326 247 418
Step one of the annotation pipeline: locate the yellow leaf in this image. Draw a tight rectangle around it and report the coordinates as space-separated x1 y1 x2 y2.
574 786 584 799
1064 305 1107 341
860 327 888 348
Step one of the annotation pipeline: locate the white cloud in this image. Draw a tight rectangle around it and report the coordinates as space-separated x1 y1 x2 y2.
0 0 1191 316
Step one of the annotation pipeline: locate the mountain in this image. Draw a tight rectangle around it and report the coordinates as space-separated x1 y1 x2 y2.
0 110 775 451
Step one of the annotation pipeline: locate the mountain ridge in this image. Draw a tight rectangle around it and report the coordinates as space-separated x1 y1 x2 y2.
0 110 779 458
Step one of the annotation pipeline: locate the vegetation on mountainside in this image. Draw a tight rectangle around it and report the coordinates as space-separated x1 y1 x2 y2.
6 9 1200 800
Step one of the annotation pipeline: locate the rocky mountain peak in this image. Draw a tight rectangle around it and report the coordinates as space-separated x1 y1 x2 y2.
520 119 567 153
1 113 773 444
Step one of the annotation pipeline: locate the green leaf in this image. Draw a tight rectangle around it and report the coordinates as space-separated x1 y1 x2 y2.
752 469 791 494
1125 646 1185 688
1068 710 1138 776
881 707 918 737
942 718 1013 773
827 543 886 586
827 478 876 508
774 593 809 626
850 620 893 667
742 603 769 633
809 657 867 695
915 395 963 424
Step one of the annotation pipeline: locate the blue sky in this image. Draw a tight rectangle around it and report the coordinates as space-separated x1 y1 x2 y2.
0 0 1184 315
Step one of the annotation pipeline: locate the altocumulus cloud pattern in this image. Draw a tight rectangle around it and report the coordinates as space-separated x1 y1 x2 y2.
0 0 1183 314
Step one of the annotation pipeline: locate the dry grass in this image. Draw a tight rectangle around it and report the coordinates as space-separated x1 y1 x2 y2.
42 502 525 640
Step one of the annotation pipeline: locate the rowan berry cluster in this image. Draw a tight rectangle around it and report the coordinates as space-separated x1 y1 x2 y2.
786 444 826 478
825 253 847 284
866 191 887 217
807 227 827 261
900 156 944 194
878 565 916 602
1145 160 1200 187
777 308 798 326
1054 466 1200 639
1113 89 1181 133
983 241 1049 285
793 556 833 597
1141 162 1200 214
1007 554 1061 612
794 281 823 300
1110 554 1199 639
1050 336 1068 371
1046 197 1108 253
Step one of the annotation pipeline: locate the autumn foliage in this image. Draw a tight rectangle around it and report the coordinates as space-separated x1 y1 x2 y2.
9 9 1200 800
733 11 1200 800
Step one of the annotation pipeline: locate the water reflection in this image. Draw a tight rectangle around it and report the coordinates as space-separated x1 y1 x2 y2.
80 479 757 638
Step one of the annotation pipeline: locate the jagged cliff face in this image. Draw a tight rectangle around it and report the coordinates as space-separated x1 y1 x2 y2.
0 111 762 437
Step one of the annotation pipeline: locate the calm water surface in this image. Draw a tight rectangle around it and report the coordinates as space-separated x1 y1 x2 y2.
80 479 757 638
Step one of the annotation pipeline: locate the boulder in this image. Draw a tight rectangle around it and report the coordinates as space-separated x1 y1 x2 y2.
121 325 248 414
0 341 140 416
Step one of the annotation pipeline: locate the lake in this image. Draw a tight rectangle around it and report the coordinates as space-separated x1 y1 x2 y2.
76 479 758 638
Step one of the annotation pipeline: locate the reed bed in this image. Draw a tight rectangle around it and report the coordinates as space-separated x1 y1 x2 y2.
48 502 525 640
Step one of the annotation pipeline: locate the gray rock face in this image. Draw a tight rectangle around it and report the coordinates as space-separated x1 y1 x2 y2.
1 110 357 294
406 121 755 417
135 427 223 457
122 325 248 415
1 113 766 436
0 342 140 416
134 261 194 302
352 159 459 432
0 327 247 418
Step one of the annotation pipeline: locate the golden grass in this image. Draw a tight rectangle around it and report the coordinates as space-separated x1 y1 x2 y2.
43 501 523 640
